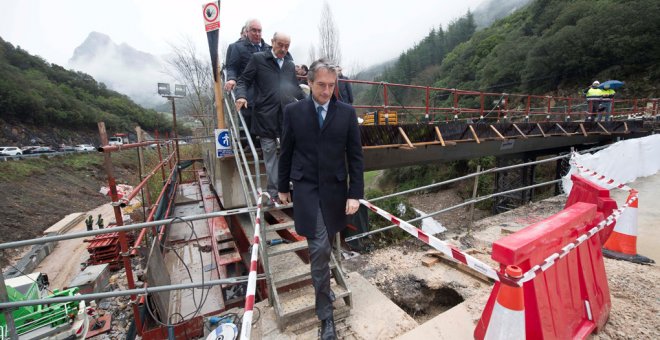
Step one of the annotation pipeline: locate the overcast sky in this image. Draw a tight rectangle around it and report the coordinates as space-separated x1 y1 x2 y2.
0 0 484 74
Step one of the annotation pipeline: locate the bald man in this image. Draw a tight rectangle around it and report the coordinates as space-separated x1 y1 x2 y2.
235 32 305 201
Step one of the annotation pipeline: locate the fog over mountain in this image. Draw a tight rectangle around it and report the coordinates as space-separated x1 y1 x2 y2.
473 0 531 28
68 32 169 108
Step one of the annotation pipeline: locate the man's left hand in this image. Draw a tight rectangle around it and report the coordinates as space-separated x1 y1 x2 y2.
345 199 359 215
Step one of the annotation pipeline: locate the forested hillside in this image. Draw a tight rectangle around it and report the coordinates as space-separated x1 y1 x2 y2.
371 0 659 102
0 37 171 134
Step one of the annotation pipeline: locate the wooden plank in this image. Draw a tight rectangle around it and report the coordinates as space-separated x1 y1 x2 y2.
43 212 85 235
512 124 528 139
555 123 571 136
489 125 506 140
362 144 406 150
425 251 493 283
422 251 494 283
434 126 446 147
579 123 588 137
536 123 547 137
597 122 611 135
468 125 481 144
422 256 440 267
398 127 415 148
412 140 457 147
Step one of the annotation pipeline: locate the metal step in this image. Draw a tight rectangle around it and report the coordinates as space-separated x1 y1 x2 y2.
267 220 295 232
267 240 308 257
275 278 351 322
272 260 337 288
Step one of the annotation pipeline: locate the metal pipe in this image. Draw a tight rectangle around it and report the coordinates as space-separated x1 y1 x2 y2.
0 205 258 250
368 144 609 203
98 140 160 153
170 99 183 184
0 275 265 310
131 166 177 255
119 155 173 207
346 179 563 242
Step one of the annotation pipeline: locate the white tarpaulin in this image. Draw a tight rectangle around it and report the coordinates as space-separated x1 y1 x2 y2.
563 134 660 192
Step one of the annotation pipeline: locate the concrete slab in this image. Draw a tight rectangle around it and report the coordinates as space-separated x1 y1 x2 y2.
396 303 474 340
250 272 417 339
345 272 418 339
43 212 85 235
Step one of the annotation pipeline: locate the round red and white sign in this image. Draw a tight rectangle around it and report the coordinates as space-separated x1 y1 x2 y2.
203 2 219 24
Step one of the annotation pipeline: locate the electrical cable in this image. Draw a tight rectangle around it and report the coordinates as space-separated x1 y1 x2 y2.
143 215 212 328
5 263 55 295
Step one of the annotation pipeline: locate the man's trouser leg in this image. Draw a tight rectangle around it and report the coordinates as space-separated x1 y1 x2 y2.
308 206 333 320
261 137 279 198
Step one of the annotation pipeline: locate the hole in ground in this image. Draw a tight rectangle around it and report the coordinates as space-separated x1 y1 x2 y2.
389 275 465 324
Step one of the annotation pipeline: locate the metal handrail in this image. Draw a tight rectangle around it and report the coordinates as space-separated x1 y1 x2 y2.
346 78 659 121
220 70 275 304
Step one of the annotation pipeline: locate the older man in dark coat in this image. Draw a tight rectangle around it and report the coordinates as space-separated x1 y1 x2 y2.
278 59 364 340
235 32 304 199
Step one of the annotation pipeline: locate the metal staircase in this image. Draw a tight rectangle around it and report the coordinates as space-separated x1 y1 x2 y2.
221 79 352 331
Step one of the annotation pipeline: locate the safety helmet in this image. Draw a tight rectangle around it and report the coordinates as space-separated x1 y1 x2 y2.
592 80 600 86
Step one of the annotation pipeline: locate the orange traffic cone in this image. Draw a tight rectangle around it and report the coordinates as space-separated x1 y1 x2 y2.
484 265 525 340
603 191 654 264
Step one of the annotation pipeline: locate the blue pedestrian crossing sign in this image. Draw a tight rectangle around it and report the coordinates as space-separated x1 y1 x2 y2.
214 129 233 158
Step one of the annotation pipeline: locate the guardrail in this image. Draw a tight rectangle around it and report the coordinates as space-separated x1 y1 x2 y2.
0 150 98 162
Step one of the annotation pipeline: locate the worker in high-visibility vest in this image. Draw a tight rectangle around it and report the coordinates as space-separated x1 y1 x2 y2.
585 80 603 121
598 87 616 122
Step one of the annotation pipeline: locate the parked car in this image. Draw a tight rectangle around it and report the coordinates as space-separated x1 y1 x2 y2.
59 145 77 152
23 146 55 154
0 146 23 156
74 144 96 152
21 146 40 153
108 137 124 146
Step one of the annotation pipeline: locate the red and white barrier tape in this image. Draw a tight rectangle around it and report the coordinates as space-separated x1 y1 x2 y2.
570 152 633 192
359 199 503 283
240 191 270 340
361 184 638 286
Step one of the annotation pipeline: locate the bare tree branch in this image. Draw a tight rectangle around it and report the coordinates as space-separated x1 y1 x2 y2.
318 1 341 65
165 38 214 128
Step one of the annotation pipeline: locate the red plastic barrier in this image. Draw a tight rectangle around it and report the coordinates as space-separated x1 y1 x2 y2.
564 174 618 244
475 202 611 339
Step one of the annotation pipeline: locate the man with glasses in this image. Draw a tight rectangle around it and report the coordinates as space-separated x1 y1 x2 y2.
225 19 270 134
235 32 305 203
277 59 364 340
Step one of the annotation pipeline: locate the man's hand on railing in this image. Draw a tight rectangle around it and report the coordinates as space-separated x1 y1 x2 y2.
224 79 236 91
235 98 248 111
278 192 291 205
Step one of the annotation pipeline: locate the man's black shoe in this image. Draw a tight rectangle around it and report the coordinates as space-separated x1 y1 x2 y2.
320 317 336 340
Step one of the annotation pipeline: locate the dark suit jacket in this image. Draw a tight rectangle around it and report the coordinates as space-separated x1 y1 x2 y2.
338 75 354 105
278 96 364 237
235 51 304 138
226 39 270 103
226 39 270 82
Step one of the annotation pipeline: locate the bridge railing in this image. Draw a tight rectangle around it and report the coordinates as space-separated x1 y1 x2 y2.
344 78 659 123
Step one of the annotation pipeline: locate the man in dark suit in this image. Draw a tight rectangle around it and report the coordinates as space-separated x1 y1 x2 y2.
337 67 353 105
278 59 364 340
235 32 304 200
225 19 270 135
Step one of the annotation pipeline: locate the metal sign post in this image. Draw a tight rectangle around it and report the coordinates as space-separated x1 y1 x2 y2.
158 83 186 183
203 1 225 131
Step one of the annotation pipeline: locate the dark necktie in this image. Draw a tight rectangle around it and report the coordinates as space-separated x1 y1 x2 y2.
317 106 324 128
253 44 260 52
